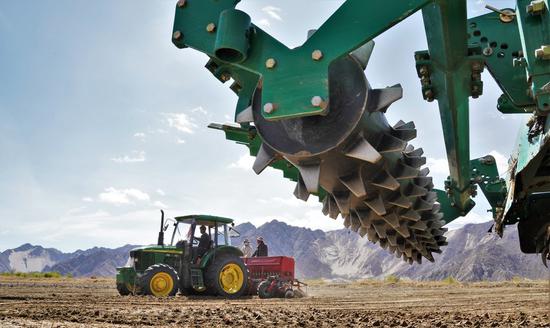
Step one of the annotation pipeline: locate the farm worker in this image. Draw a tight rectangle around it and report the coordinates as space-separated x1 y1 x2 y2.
252 236 268 257
196 225 211 258
241 239 253 258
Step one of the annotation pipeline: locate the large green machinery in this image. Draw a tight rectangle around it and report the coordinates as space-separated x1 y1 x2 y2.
116 211 248 297
172 0 550 265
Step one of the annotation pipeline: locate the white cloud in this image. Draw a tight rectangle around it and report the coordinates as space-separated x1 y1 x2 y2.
446 211 491 231
228 153 255 170
176 138 186 144
134 132 146 140
156 189 166 196
82 197 94 202
111 150 146 163
153 200 168 208
488 150 509 176
426 157 450 176
191 106 208 115
257 19 270 27
262 6 282 21
164 112 197 134
258 196 319 208
98 187 150 205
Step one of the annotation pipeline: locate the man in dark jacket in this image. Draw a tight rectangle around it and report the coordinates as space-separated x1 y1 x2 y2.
252 236 268 257
196 225 211 258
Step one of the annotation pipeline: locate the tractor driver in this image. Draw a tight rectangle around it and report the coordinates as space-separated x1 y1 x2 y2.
196 225 211 259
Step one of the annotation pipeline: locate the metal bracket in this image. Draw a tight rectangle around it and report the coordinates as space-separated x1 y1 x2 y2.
173 0 431 121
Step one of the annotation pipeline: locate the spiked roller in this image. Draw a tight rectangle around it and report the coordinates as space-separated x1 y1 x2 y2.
247 48 447 264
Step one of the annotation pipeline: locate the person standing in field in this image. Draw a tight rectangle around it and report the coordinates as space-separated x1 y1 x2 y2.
241 239 253 258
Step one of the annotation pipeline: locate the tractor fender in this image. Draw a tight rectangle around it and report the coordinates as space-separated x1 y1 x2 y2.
199 246 244 269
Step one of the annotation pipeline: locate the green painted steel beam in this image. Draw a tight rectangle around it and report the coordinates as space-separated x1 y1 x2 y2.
421 0 475 215
516 0 550 113
470 156 507 219
173 0 430 121
435 155 507 224
208 123 328 200
467 11 536 112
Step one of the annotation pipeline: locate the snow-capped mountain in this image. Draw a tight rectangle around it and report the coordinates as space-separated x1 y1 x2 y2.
1 221 548 281
0 244 135 277
232 220 549 281
0 244 68 273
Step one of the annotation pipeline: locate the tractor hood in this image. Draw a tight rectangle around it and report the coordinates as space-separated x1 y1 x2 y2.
129 245 183 257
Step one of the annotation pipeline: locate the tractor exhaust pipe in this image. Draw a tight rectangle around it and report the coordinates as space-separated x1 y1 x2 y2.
158 210 165 246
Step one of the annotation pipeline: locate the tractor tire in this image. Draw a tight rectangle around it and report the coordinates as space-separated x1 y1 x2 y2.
205 255 248 298
257 280 273 299
139 264 179 297
251 54 447 264
284 289 295 299
116 283 131 296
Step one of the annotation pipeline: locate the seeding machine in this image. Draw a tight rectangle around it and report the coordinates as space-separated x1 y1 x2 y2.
171 0 550 266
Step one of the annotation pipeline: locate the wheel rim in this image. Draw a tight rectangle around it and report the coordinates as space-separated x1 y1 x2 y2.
149 272 174 297
219 263 244 294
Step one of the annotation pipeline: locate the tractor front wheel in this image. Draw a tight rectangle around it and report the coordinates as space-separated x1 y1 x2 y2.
205 255 248 298
140 264 179 297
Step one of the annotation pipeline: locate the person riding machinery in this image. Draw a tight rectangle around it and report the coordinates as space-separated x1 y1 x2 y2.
196 225 211 261
241 239 253 258
252 236 268 257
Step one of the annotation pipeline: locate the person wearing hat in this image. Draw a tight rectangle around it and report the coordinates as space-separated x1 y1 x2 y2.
252 236 268 257
241 239 253 258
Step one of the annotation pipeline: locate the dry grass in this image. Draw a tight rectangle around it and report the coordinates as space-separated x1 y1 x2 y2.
0 272 71 279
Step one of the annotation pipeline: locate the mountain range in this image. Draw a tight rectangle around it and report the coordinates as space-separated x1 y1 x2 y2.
1 221 548 281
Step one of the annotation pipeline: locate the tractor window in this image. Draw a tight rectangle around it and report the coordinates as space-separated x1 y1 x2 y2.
217 224 231 246
170 222 192 246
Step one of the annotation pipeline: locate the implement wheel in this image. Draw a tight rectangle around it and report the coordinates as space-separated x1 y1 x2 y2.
205 255 248 298
257 280 273 299
140 264 179 297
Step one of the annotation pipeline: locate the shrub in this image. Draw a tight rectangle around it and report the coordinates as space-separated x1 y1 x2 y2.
385 274 400 284
0 271 65 278
442 276 458 284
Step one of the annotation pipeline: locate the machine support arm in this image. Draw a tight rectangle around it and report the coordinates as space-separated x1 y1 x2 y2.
419 0 478 215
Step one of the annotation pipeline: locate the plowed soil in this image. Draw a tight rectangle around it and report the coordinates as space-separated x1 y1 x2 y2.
0 277 548 327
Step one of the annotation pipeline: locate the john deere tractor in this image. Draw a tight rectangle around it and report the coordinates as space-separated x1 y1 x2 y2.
116 211 248 298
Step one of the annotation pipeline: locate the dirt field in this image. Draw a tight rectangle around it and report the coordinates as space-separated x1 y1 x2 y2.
0 277 548 327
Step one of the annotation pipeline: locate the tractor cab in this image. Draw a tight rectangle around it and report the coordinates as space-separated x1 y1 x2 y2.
170 215 234 257
116 211 247 298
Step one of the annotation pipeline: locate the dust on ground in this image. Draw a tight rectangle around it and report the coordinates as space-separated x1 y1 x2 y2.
0 276 548 327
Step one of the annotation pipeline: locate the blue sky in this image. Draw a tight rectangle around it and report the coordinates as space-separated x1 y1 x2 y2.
0 0 521 252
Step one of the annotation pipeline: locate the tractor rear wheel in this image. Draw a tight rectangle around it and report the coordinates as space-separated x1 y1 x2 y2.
205 255 248 298
140 264 179 297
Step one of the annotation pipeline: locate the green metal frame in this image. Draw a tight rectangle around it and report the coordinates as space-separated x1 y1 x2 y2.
176 0 550 231
173 0 431 121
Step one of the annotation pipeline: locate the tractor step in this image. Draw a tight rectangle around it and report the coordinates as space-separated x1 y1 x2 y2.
190 268 206 291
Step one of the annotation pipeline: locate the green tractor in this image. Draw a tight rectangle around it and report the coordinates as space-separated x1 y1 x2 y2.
116 211 248 298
